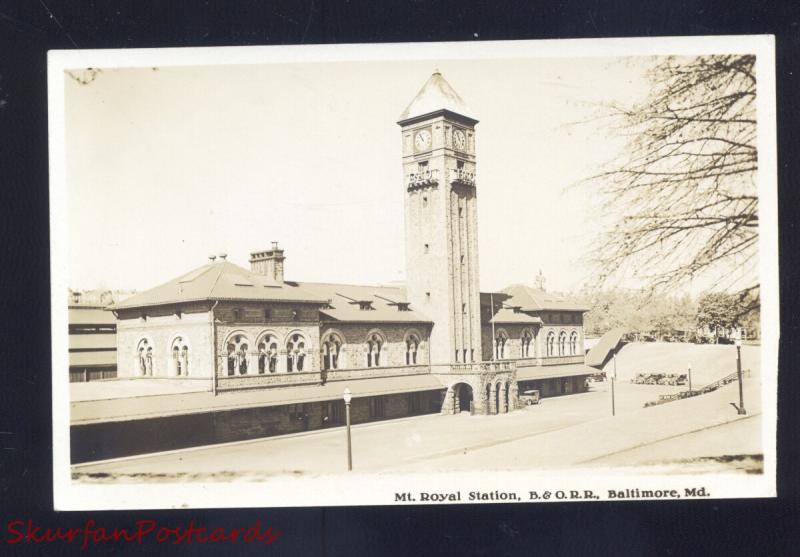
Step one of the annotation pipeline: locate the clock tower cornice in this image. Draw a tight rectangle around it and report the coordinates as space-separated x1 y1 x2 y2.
397 109 479 129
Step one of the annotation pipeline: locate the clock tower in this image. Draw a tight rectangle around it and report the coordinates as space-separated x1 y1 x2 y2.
398 72 481 366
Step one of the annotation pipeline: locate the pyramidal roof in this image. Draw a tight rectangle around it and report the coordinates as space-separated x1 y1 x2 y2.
398 71 477 123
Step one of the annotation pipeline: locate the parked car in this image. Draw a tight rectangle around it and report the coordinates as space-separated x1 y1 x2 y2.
519 389 541 406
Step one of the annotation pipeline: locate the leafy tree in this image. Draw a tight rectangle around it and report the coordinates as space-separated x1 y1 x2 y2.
695 292 742 340
586 55 758 311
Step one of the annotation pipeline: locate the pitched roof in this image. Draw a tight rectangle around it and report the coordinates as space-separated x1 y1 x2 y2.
489 307 543 325
296 282 432 324
398 71 477 123
499 284 589 312
110 261 328 310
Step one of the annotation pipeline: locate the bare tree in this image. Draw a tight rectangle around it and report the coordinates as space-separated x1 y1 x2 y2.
586 55 758 311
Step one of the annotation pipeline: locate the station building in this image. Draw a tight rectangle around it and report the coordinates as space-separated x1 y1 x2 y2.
73 72 595 462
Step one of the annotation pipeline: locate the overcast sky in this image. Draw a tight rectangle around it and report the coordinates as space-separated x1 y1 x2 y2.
65 55 654 293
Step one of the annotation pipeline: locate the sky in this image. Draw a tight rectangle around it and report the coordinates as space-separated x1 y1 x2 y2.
64 55 655 293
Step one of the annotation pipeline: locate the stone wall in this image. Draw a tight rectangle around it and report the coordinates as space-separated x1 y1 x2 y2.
481 317 586 362
116 302 213 378
320 322 431 370
70 389 446 463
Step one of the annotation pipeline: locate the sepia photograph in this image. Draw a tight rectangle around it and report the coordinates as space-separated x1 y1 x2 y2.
48 36 778 509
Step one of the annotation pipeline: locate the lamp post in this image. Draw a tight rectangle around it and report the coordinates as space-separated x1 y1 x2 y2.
688 362 692 393
733 333 746 415
343 387 353 471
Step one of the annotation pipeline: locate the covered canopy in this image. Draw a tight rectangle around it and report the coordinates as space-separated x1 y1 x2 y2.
585 327 627 369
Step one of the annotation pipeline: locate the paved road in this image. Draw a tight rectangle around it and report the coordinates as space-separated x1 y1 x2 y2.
73 374 760 481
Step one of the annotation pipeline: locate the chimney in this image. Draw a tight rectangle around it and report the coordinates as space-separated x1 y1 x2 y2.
249 242 285 282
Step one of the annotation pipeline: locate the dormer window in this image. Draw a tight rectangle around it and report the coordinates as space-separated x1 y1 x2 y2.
397 303 411 312
358 301 374 311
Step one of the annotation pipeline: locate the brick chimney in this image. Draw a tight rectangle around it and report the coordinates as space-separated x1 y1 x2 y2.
249 242 285 282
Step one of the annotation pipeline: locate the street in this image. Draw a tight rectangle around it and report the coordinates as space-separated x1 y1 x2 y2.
73 367 761 481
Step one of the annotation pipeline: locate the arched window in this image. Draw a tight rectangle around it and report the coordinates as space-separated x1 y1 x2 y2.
405 333 420 365
366 333 384 367
546 332 555 357
170 336 189 376
559 331 567 356
494 330 509 360
521 329 534 358
570 331 578 355
287 334 307 372
322 333 343 371
226 335 249 376
137 338 154 376
258 335 277 375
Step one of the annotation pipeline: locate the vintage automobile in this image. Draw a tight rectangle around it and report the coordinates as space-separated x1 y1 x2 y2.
518 389 541 406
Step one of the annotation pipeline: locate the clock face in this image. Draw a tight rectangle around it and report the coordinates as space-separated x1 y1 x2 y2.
453 129 466 150
414 129 432 151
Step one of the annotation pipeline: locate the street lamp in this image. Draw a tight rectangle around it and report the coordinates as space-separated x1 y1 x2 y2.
343 387 353 471
688 362 693 393
733 332 746 415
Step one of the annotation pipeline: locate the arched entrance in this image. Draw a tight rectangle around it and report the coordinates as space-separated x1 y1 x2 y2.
454 382 473 413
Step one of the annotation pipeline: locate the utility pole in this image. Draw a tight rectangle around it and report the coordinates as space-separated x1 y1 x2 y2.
611 351 617 417
490 292 496 361
688 362 692 393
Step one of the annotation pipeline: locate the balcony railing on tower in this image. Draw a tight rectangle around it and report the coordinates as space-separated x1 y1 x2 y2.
450 168 475 187
407 168 440 189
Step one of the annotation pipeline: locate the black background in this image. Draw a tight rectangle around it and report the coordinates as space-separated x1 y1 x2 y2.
1 1 799 555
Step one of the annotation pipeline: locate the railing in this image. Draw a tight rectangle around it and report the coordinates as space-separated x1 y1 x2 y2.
537 355 585 366
407 169 440 189
217 370 322 391
324 365 430 382
644 371 743 408
438 361 516 374
450 168 475 186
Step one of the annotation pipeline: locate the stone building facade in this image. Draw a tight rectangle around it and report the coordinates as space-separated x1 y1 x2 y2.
105 71 596 440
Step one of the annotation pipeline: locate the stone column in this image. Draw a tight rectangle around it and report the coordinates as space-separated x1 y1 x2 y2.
473 382 486 414
277 349 288 373
499 384 508 413
509 382 519 410
489 385 497 415
441 387 455 415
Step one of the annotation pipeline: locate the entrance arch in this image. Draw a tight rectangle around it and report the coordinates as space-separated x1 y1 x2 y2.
452 382 474 413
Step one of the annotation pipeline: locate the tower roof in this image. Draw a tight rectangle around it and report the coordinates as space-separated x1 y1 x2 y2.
398 71 477 124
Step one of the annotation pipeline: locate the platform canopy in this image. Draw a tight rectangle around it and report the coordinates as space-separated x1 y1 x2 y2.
584 327 627 369
516 363 597 382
